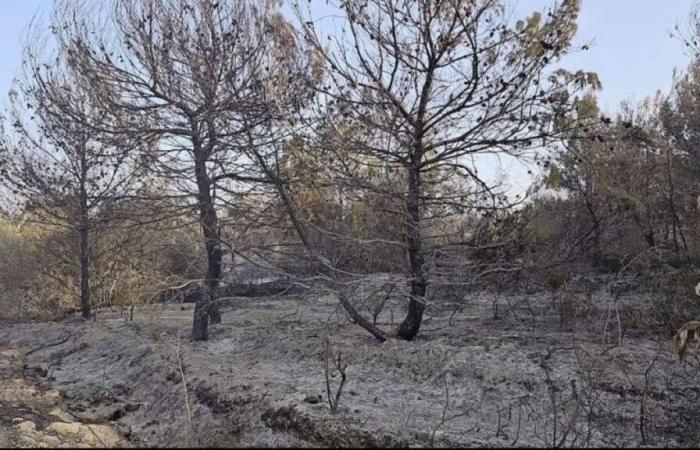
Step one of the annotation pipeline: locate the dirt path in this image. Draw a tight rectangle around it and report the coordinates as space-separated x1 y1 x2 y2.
0 333 130 448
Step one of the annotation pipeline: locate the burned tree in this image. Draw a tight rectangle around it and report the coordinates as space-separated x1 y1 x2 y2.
51 0 315 340
0 24 144 319
293 0 599 340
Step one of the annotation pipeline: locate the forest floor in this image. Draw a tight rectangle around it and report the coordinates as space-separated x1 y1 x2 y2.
1 281 699 447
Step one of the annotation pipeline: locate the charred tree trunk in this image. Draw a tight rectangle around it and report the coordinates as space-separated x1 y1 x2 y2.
78 155 92 320
644 229 656 249
79 223 92 319
396 156 427 341
396 66 433 341
192 145 223 341
208 288 222 324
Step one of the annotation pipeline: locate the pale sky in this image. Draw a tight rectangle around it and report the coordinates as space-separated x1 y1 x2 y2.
0 1 695 109
529 0 696 113
0 0 696 194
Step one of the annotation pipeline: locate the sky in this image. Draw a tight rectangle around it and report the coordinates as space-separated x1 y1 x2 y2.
0 0 696 194
0 0 695 109
530 0 696 113
0 0 52 100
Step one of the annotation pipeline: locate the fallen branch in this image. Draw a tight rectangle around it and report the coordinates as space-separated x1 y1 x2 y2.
338 292 388 342
25 334 72 356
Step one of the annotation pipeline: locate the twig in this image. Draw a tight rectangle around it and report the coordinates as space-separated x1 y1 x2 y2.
511 398 524 446
430 375 471 447
175 335 193 431
278 303 301 322
430 376 452 447
25 334 72 356
373 284 395 325
640 345 662 445
324 335 348 414
557 381 582 447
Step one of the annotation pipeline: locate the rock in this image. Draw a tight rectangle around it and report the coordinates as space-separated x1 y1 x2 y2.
46 421 81 436
48 408 76 423
116 423 132 437
16 420 37 432
78 424 126 447
37 435 62 446
18 436 41 447
75 405 124 423
45 422 127 447
43 389 62 402
12 417 24 423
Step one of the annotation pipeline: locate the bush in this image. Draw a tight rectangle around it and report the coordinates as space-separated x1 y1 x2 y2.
0 219 78 319
90 219 205 309
0 213 207 319
0 219 41 318
646 268 700 334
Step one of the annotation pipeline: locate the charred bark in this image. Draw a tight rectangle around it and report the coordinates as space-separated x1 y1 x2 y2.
396 155 427 341
79 155 92 320
192 143 223 341
644 230 656 249
79 220 92 319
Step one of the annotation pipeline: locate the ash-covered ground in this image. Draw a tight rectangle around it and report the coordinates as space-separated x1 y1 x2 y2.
1 281 699 447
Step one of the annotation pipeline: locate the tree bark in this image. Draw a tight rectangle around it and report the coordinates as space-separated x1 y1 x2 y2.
396 159 427 341
79 155 91 320
79 220 92 319
208 294 222 324
395 59 434 341
192 147 223 341
644 229 656 249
